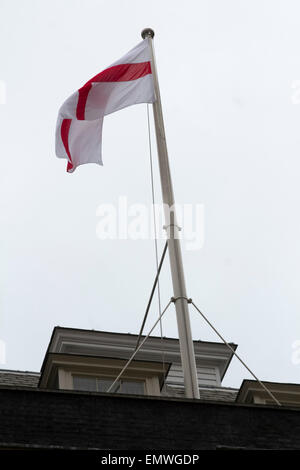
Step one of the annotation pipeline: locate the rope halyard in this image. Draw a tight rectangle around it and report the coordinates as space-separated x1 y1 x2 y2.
146 103 166 381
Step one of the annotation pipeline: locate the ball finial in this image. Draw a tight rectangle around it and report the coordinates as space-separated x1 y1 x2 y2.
141 28 155 39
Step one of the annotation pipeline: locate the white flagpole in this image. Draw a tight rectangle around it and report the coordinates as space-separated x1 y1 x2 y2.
142 28 200 399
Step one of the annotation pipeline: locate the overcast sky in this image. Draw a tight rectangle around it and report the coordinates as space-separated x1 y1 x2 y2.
1 0 300 389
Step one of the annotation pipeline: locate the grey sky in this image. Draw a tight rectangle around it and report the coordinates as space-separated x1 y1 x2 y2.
1 0 300 388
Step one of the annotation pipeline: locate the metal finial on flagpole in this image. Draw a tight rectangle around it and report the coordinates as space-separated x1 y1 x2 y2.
141 28 155 39
144 30 200 399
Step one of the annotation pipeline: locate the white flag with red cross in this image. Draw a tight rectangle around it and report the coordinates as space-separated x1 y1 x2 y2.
55 39 155 173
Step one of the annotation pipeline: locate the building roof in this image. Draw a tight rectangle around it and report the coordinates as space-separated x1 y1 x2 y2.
0 370 40 388
0 327 239 403
47 325 237 351
164 384 238 402
42 326 237 385
0 368 238 403
236 379 300 406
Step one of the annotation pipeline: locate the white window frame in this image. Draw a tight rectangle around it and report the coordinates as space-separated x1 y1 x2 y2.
58 368 160 396
72 374 146 394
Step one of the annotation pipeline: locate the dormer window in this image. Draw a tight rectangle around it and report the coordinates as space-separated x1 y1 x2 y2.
39 352 169 397
38 328 236 397
73 374 145 395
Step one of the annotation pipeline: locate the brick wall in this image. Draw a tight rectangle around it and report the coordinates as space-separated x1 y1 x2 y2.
0 386 299 450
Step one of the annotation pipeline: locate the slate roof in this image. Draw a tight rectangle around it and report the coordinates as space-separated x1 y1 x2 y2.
0 370 40 388
0 369 238 402
164 384 238 402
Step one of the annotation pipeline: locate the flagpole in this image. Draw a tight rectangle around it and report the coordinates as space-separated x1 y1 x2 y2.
142 28 200 399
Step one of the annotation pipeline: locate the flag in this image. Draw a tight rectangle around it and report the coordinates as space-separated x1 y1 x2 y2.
55 39 155 173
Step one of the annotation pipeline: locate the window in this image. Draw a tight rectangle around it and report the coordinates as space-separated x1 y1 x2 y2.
73 375 97 392
73 375 145 395
119 380 144 394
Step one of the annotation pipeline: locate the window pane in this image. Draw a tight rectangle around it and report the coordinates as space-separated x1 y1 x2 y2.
73 375 97 392
97 378 121 393
97 378 114 393
72 376 144 394
121 380 144 395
